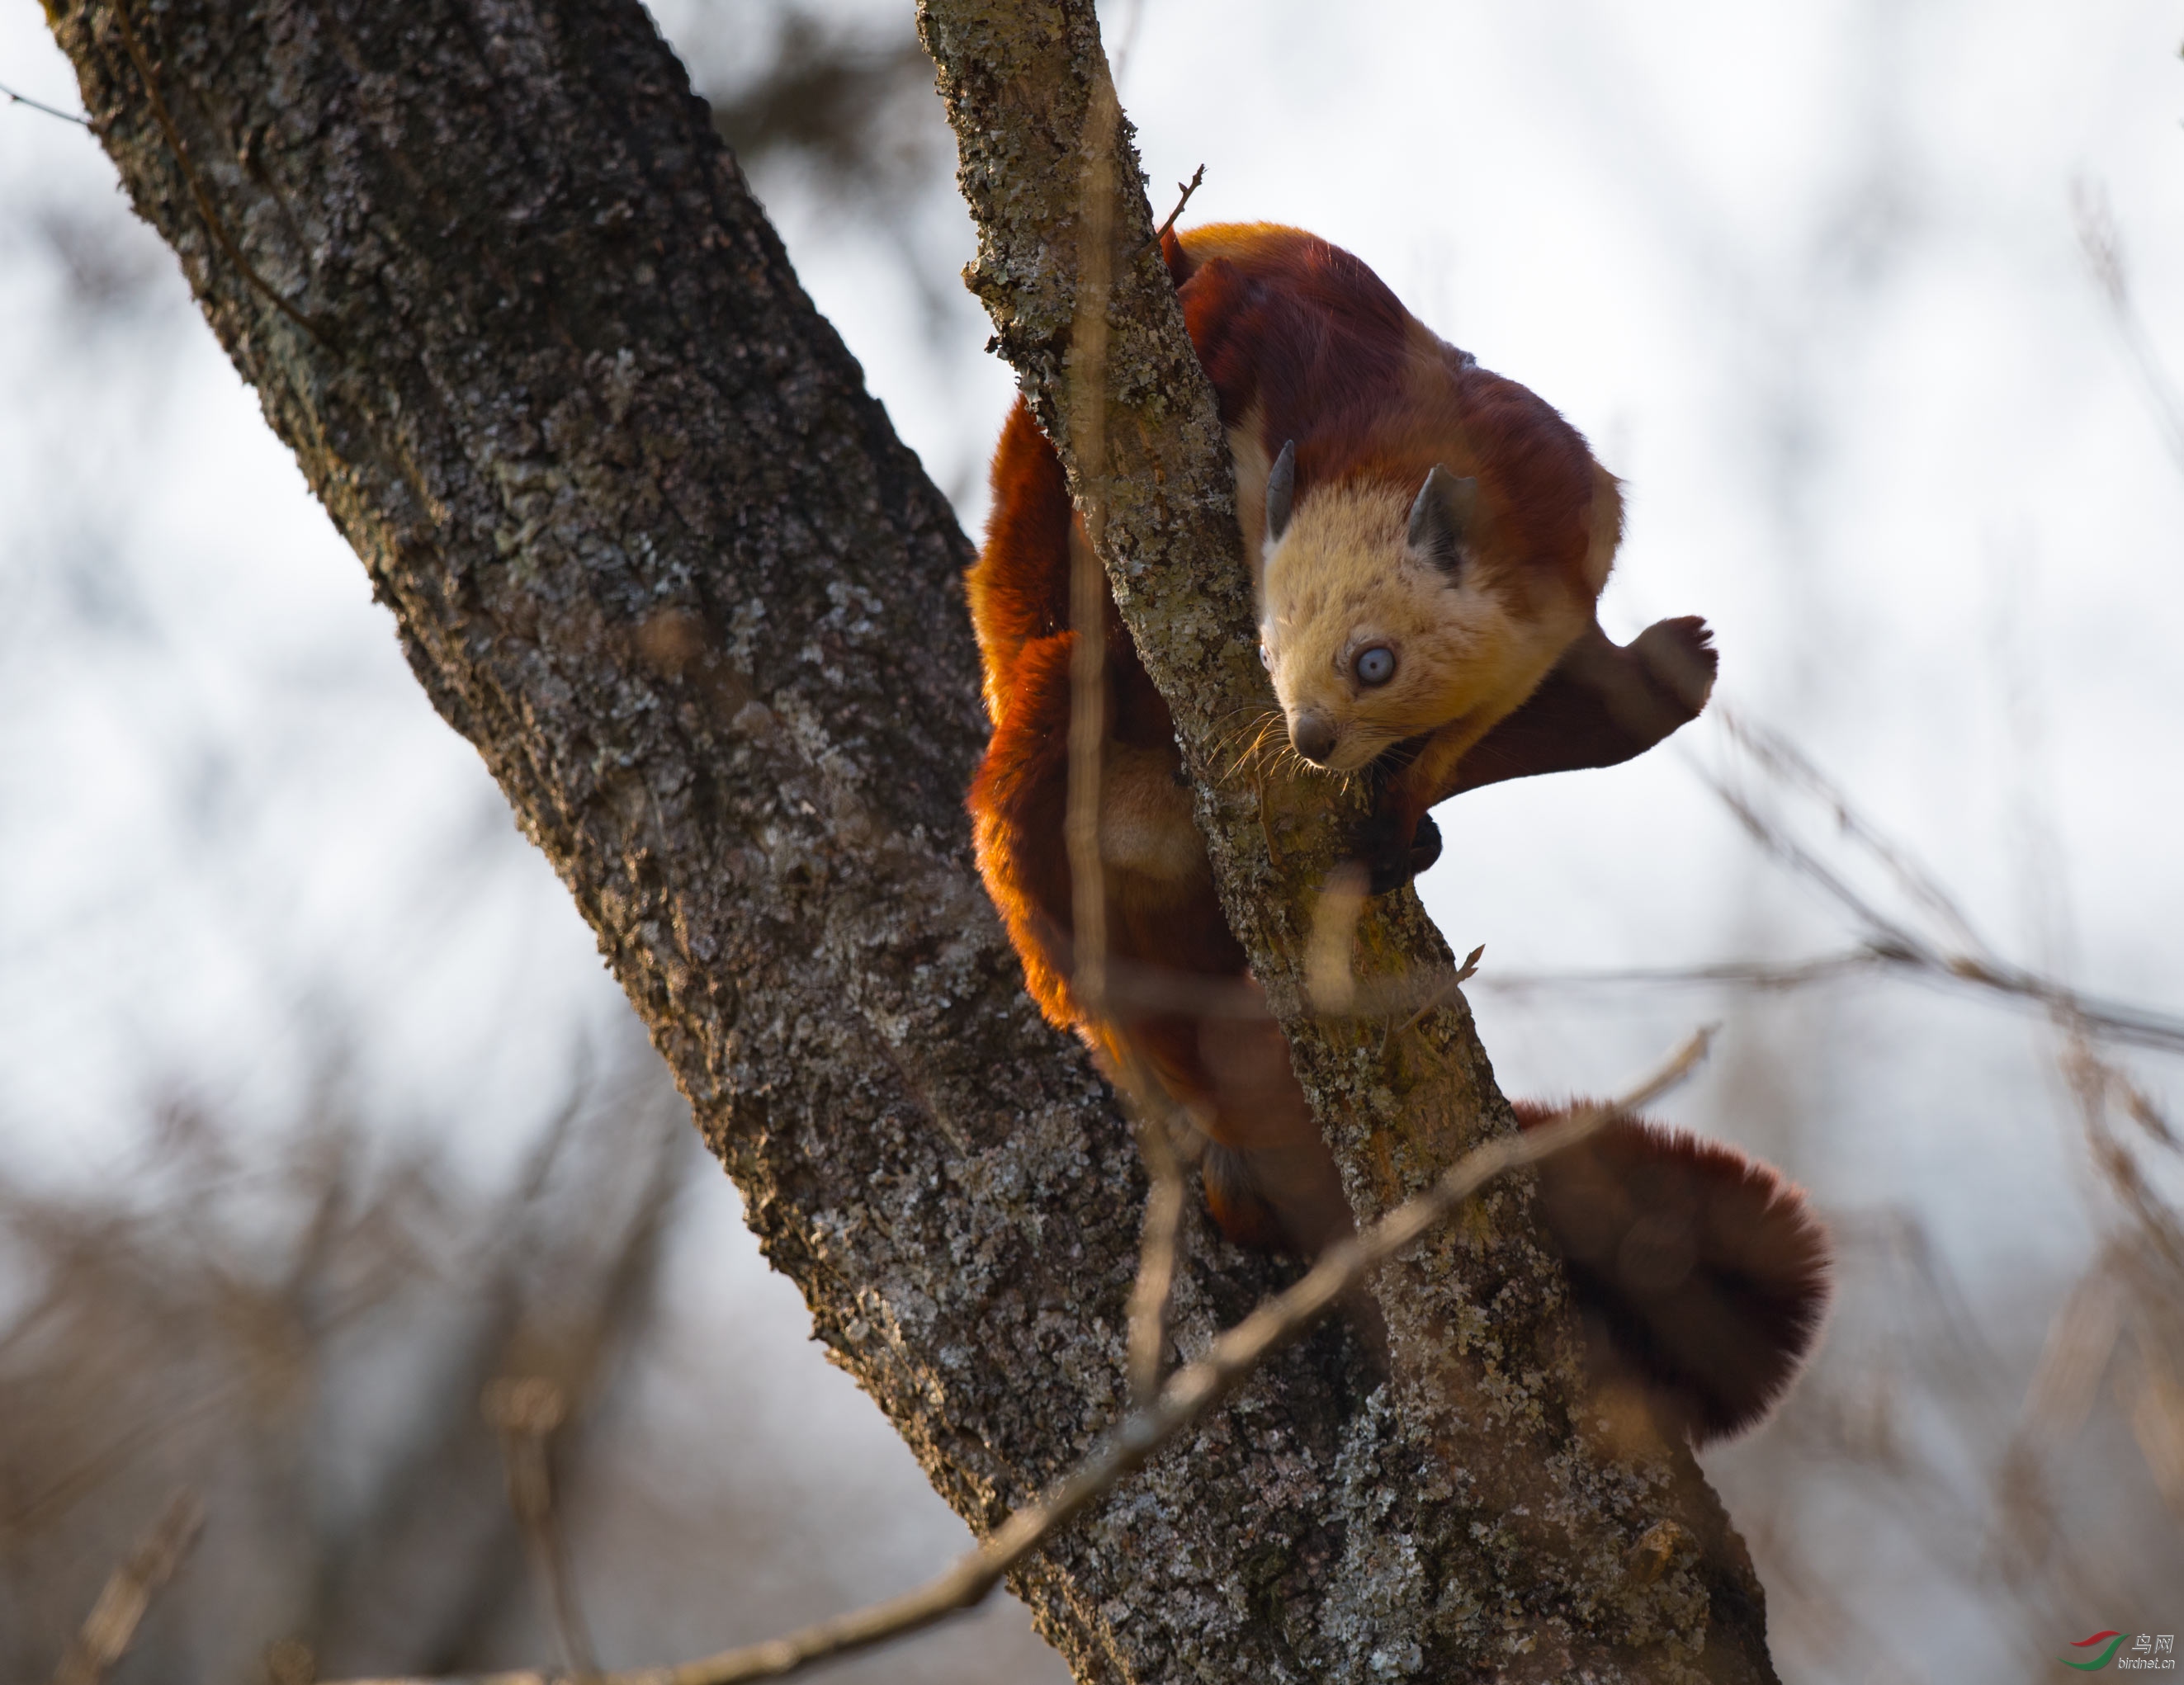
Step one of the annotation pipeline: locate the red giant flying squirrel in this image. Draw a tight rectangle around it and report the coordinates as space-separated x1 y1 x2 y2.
966 223 1828 1443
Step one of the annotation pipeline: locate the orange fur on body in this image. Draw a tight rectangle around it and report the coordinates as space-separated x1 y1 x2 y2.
967 224 1827 1441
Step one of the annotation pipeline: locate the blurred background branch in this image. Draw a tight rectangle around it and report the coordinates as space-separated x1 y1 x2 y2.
49 1489 202 1685
5 0 2183 1678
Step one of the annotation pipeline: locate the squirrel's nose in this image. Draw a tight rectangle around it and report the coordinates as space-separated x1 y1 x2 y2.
1291 710 1336 765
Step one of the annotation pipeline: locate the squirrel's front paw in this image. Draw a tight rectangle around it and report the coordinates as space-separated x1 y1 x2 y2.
1359 810 1442 896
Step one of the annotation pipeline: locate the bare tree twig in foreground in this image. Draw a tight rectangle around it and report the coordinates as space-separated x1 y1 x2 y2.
1679 708 2184 1057
484 1376 601 1682
1483 944 2184 1057
1117 1063 1195 1410
1147 163 1204 251
331 1030 1711 1685
0 77 92 125
50 1489 204 1685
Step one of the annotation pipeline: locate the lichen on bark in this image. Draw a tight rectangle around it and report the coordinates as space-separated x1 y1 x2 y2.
47 0 1779 1675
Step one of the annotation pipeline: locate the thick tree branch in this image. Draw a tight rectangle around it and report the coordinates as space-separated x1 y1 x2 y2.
48 0 1777 1676
330 1034 1710 1685
918 2 1779 1678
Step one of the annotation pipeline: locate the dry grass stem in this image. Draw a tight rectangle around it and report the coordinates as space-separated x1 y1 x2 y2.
1303 862 1369 1014
50 1489 204 1685
2072 178 2184 476
1699 696 2184 1612
0 1057 693 1685
1673 709 2184 1055
2060 1032 2184 1276
1485 944 2184 1055
1059 60 1194 1421
485 1377 599 1681
324 1031 1713 1685
2023 1264 2125 1439
1094 948 1499 1027
1718 710 1988 952
1122 1088 1191 1410
1062 60 1121 1016
2126 1359 2184 1516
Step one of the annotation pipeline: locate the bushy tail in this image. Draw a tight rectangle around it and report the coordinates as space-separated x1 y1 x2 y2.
1175 1037 1832 1445
1515 1101 1832 1443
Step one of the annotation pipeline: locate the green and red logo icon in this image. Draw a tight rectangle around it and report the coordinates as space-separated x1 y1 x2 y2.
2063 1632 2126 1671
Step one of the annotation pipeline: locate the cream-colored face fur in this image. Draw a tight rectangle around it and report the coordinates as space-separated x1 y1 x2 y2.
1255 484 1587 773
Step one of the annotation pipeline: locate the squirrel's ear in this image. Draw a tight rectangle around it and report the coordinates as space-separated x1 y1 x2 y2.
1265 440 1297 543
1406 465 1479 576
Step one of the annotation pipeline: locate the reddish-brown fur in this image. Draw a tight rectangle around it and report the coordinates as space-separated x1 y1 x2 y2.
1175 222 1601 607
1515 1102 1832 1442
967 224 1828 1441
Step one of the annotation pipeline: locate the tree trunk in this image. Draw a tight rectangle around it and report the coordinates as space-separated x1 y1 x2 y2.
48 0 1776 1677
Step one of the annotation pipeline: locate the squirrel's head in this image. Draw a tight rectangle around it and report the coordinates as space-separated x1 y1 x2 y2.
1255 442 1586 774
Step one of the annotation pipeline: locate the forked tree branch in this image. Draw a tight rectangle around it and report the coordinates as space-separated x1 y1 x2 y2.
49 0 1778 1674
330 1032 1712 1685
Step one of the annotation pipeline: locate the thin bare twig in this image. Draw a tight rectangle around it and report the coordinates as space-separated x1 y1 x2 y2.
1 78 92 125
1387 942 1485 1050
1147 163 1204 251
1061 46 1194 1448
1481 950 1882 995
1107 0 1149 87
484 1377 599 1681
2119 1078 2181 1151
2072 178 2184 478
327 1032 1712 1685
1690 710 2184 1058
2059 1035 2184 1274
1483 944 2184 1057
1096 931 2153 1045
1062 63 1121 1016
50 1489 204 1685
1119 1071 1193 1410
1903 957 2184 1056
1699 771 1937 970
1096 948 1495 1025
1057 706 2184 1052
1718 710 1988 954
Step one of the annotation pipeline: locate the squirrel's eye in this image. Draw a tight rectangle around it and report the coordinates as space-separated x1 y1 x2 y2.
1258 643 1273 670
1354 645 1396 687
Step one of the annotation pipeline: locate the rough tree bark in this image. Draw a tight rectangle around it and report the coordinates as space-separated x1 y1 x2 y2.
49 0 1776 1678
